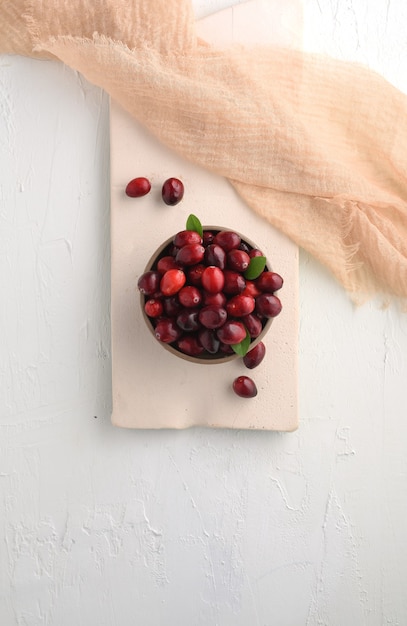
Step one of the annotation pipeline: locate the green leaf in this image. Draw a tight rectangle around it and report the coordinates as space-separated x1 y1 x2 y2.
186 214 203 238
231 329 251 357
244 256 267 280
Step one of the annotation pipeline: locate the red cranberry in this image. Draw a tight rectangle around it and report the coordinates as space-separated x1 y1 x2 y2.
187 264 206 286
223 270 246 295
176 243 205 266
241 280 261 298
162 177 184 205
177 335 204 357
227 249 250 272
249 248 264 258
178 285 202 308
176 309 200 331
125 177 151 197
144 298 163 318
213 231 241 251
173 230 202 247
256 293 282 318
256 271 284 292
226 294 255 317
216 320 246 344
233 376 258 398
138 271 161 296
163 296 182 317
204 244 226 269
203 291 227 307
203 231 215 246
201 266 225 294
156 255 179 274
154 318 182 343
199 306 227 329
242 313 263 338
160 269 186 296
243 342 266 369
198 328 220 354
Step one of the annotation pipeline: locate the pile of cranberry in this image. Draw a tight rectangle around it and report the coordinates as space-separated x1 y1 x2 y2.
137 218 283 398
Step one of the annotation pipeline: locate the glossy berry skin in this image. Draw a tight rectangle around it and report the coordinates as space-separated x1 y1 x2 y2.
176 309 200 332
201 266 225 294
187 264 206 286
162 177 184 205
177 335 204 357
223 270 246 295
226 294 255 317
241 280 261 299
255 293 282 318
144 298 163 318
160 269 186 296
176 243 205 266
173 230 202 247
216 320 246 345
125 176 151 198
242 313 263 338
138 271 161 296
178 285 202 308
163 296 182 317
256 271 284 293
249 248 264 258
213 231 241 251
198 328 220 354
243 341 266 369
199 306 227 329
156 255 179 274
154 318 182 343
204 244 226 269
227 249 250 272
233 376 258 398
203 291 227 307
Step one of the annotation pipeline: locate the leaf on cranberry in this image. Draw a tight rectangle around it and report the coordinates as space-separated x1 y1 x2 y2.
186 214 203 238
231 329 251 357
244 256 267 280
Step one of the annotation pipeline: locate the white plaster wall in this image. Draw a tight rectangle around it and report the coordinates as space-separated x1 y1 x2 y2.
1 1 407 624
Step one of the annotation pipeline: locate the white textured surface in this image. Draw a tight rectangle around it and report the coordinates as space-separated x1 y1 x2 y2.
1 1 407 624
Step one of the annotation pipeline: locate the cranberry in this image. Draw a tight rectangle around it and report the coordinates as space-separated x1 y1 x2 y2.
163 295 182 317
199 306 227 329
242 313 263 338
256 293 282 318
243 341 266 369
213 231 241 251
176 309 200 332
144 298 163 318
249 248 264 258
177 335 204 357
204 244 226 269
156 255 179 274
188 264 206 286
227 249 250 272
176 243 205 266
178 285 202 308
138 271 161 296
173 230 202 247
201 266 225 294
223 270 246 294
203 291 227 307
154 318 182 343
233 376 257 398
256 271 284 292
226 294 255 317
216 320 246 344
198 328 220 354
125 176 151 197
241 280 261 298
162 177 184 205
160 268 186 296
203 231 215 246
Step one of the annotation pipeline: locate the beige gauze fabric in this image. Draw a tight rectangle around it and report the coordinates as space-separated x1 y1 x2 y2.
1 0 407 302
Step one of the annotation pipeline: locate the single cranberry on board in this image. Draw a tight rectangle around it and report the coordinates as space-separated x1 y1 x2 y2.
233 376 258 398
162 177 184 205
125 176 151 198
